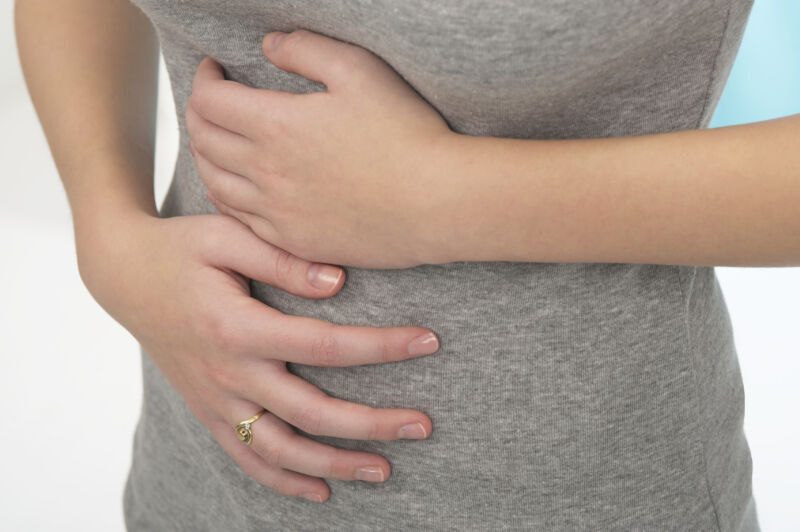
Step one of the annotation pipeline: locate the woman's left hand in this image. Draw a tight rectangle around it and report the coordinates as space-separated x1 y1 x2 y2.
185 29 457 269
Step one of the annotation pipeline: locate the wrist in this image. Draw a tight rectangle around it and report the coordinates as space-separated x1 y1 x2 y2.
74 204 157 260
419 132 508 264
70 168 160 259
411 130 468 265
73 205 159 301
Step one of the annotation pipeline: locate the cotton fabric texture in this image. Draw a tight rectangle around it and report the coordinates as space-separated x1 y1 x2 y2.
124 1 759 530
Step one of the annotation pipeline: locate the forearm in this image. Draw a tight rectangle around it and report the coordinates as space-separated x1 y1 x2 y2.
15 0 160 239
437 114 800 267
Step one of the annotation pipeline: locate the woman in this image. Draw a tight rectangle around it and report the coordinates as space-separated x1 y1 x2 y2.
18 0 793 529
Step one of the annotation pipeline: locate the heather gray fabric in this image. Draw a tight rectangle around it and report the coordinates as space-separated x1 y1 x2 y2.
123 1 759 530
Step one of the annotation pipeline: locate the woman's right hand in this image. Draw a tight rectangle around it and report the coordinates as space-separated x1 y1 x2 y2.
75 211 440 503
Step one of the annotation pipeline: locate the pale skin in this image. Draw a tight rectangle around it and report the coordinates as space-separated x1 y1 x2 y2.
16 0 798 507
188 29 800 269
15 0 440 504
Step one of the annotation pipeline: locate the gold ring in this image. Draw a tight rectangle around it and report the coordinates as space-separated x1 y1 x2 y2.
234 409 266 445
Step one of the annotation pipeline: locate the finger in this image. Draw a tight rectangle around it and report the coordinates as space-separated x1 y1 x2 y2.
209 416 330 502
185 96 255 179
207 192 253 224
208 197 283 250
201 217 345 297
189 56 295 138
246 365 432 441
237 303 441 366
228 402 392 482
191 144 263 214
263 29 379 91
206 194 270 239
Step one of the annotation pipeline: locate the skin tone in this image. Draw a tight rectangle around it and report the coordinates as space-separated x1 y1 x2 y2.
15 0 439 504
188 29 800 269
18 1 797 506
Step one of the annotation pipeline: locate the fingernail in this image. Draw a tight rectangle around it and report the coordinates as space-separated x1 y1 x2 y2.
397 422 428 439
355 466 385 482
300 492 323 503
266 32 286 51
407 332 439 356
307 263 343 291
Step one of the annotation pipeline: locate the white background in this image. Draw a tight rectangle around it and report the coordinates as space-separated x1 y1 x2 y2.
1 3 798 531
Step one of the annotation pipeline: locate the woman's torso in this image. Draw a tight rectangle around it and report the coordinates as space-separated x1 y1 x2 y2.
125 1 758 530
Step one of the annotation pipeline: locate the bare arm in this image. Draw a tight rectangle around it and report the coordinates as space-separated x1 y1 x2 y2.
15 0 159 247
16 2 438 502
434 115 800 267
177 30 800 269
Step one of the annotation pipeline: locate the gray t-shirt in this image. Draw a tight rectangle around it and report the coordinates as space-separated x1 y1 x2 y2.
124 1 759 530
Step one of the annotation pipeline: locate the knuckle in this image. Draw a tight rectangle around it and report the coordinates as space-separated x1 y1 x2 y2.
377 336 392 364
251 116 274 144
250 150 282 182
279 30 308 62
309 331 341 367
326 448 349 479
201 357 237 391
365 411 383 441
205 311 244 353
260 440 285 467
193 354 239 388
188 85 209 114
293 403 323 435
271 247 297 286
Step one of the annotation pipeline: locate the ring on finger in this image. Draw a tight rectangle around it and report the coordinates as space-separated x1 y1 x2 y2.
235 409 267 445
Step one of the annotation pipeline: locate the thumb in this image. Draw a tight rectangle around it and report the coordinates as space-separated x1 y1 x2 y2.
192 55 225 93
202 216 345 299
262 29 369 90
